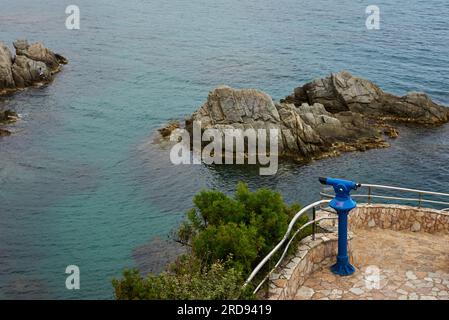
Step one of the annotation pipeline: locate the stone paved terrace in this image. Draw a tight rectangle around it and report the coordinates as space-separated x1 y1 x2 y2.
295 227 449 300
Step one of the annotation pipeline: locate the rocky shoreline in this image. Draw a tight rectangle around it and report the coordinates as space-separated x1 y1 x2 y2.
0 39 68 135
159 71 449 163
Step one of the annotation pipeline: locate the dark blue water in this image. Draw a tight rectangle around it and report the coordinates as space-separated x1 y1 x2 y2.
0 0 448 299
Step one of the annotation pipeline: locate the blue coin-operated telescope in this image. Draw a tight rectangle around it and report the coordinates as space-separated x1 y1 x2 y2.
319 177 361 276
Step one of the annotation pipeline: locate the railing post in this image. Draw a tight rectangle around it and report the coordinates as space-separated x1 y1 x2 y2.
418 193 422 208
312 207 316 240
368 186 372 204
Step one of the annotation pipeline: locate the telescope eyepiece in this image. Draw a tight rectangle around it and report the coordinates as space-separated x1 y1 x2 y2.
318 177 360 191
318 177 327 185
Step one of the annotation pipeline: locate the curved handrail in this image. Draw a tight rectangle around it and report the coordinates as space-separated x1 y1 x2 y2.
320 192 449 207
321 183 449 209
243 199 330 289
361 183 449 198
252 216 337 294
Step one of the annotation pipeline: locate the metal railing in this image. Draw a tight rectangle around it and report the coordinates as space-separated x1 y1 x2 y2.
320 183 449 210
245 182 449 295
243 199 334 294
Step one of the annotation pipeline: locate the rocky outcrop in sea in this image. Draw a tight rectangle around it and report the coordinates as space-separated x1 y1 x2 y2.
0 39 67 94
159 71 449 162
283 71 448 125
0 39 67 135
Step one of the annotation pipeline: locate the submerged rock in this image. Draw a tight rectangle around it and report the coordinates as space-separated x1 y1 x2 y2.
0 109 18 122
0 109 18 136
133 237 187 275
0 39 67 95
160 71 449 162
0 127 11 136
158 120 180 138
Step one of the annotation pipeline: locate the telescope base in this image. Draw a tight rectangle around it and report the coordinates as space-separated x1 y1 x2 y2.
330 259 355 276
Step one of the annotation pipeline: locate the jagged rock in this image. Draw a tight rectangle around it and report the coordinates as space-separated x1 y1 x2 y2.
184 85 387 161
13 40 66 72
12 39 29 53
191 85 281 126
0 39 67 95
383 126 399 139
11 55 51 88
0 43 15 91
284 71 449 125
158 121 180 137
187 86 321 158
160 71 448 163
1 40 67 137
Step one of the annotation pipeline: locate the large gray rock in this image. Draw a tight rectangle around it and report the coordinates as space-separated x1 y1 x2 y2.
1 40 68 137
160 71 448 162
188 86 321 158
191 85 281 127
0 43 15 91
13 40 67 72
284 71 449 125
185 85 385 161
0 39 67 94
11 55 51 88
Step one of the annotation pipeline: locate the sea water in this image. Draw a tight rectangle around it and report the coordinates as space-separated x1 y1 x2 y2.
0 0 448 299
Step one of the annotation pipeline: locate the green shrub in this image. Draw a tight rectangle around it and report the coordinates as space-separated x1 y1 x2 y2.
192 222 263 273
178 182 306 273
112 256 252 300
113 182 309 300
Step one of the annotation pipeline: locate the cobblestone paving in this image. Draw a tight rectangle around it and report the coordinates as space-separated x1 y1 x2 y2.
295 228 449 300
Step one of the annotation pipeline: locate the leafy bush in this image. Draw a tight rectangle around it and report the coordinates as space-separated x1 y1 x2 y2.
113 182 308 300
178 182 306 273
191 222 262 273
113 256 252 300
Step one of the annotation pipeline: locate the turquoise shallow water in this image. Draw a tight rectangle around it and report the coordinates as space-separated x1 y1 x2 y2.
0 0 448 299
